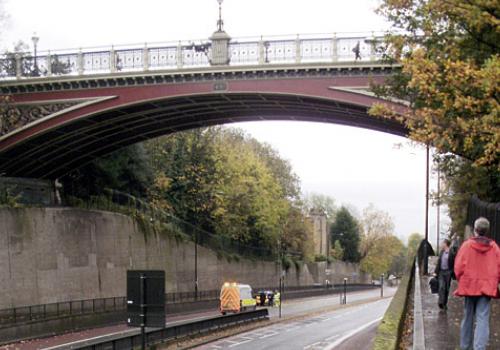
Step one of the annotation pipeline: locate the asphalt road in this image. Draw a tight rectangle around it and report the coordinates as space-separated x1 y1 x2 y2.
1 288 393 350
197 298 392 350
266 287 393 319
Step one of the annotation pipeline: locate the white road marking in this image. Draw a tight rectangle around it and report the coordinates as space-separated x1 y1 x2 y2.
258 330 279 339
325 334 340 341
40 329 136 350
303 341 322 349
324 316 383 350
228 339 253 348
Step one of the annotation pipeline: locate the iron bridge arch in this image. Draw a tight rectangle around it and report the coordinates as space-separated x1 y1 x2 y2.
0 91 407 179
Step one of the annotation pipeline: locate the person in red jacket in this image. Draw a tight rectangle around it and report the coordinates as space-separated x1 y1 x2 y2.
454 217 500 350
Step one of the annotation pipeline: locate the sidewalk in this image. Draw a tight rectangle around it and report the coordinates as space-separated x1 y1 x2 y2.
419 259 500 349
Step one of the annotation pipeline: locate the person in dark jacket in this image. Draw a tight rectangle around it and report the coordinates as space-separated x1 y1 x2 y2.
435 238 455 310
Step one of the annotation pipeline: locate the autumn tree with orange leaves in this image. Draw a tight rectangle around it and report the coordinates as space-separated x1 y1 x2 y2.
371 0 499 234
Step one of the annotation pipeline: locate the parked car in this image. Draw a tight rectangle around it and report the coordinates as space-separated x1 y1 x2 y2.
255 290 274 306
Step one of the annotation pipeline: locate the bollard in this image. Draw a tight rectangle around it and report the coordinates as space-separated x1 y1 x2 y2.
343 278 348 304
380 274 384 298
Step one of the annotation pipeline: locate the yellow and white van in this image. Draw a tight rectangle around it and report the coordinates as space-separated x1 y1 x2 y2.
220 282 257 314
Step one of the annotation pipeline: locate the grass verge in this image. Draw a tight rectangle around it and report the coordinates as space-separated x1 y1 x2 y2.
372 261 415 350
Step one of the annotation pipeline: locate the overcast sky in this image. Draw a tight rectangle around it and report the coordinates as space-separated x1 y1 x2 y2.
0 0 448 242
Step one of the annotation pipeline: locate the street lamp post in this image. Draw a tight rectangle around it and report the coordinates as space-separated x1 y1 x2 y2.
436 167 441 255
31 33 39 76
277 233 284 319
194 231 198 300
217 0 224 32
423 144 430 275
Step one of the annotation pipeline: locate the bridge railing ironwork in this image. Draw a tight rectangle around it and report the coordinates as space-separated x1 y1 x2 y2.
467 195 500 243
0 32 389 80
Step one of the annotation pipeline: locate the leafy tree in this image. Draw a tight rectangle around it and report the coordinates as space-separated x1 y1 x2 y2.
147 127 304 252
147 128 222 231
60 144 154 199
48 54 71 75
1 41 33 77
359 204 403 276
388 242 408 277
435 155 499 234
330 240 344 261
359 204 395 260
407 232 424 259
1 38 70 77
330 206 360 262
304 193 337 220
281 205 315 260
57 125 323 259
361 235 405 277
371 0 500 233
249 139 301 200
210 129 288 246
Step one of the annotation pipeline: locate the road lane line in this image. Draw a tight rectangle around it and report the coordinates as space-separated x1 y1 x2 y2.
325 334 340 341
324 316 383 350
228 339 253 348
303 341 322 349
258 330 279 339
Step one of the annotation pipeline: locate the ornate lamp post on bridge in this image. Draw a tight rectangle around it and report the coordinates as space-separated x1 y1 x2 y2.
216 0 224 31
209 0 231 65
31 33 39 76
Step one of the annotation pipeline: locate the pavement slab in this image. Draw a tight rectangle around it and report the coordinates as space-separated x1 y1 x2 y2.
421 275 500 350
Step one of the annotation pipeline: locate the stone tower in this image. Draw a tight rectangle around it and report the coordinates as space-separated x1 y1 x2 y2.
308 208 329 256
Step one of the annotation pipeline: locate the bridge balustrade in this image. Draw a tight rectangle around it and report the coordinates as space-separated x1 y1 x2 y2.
0 32 388 80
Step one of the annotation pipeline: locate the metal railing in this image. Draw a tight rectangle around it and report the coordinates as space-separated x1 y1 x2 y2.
0 32 389 80
467 195 500 243
0 283 378 327
0 296 126 326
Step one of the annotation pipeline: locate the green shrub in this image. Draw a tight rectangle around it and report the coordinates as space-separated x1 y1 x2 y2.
314 254 328 262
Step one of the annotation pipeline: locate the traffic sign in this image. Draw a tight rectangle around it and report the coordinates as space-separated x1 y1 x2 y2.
127 270 165 328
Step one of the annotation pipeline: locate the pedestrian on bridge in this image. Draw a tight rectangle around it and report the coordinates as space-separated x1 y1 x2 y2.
434 239 455 310
454 217 500 350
